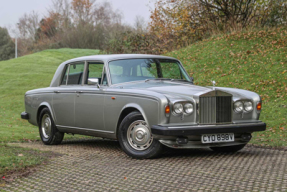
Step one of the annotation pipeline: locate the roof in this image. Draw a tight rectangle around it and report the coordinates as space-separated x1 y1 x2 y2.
50 54 179 87
61 54 177 65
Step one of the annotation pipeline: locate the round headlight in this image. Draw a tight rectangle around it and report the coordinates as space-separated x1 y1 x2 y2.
234 101 243 112
244 101 253 112
184 103 193 114
174 103 183 114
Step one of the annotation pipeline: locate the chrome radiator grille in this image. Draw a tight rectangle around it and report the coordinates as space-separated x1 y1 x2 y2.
199 96 232 124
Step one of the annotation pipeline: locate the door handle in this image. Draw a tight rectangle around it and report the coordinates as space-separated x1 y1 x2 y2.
76 91 84 93
54 91 60 93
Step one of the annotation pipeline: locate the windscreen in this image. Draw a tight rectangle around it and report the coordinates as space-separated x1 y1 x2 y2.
109 58 190 84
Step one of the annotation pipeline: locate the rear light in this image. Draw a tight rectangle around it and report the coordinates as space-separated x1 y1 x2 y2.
257 102 262 111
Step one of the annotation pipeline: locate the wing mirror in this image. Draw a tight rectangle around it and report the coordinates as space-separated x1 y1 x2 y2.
88 78 100 88
190 77 194 84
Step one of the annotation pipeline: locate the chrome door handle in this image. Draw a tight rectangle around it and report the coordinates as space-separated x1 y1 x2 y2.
54 91 60 93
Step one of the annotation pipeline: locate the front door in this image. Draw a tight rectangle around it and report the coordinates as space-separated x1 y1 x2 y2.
74 62 106 131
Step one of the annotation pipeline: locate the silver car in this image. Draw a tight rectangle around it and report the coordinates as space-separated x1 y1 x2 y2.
21 54 266 159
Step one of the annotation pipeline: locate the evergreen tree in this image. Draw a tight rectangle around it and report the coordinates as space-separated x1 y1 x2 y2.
0 27 15 61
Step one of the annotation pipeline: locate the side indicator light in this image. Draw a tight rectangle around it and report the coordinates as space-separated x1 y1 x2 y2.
111 97 116 100
257 102 262 111
165 106 170 114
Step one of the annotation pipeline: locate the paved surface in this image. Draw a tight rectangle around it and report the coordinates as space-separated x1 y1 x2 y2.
1 139 287 192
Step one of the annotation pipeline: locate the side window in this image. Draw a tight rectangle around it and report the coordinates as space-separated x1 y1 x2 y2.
61 65 70 85
61 62 85 85
86 62 105 85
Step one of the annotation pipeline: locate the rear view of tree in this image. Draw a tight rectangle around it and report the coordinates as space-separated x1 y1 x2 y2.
0 27 15 61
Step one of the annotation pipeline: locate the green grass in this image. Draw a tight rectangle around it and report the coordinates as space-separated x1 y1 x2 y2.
166 27 287 147
0 48 100 176
0 48 100 143
0 144 55 177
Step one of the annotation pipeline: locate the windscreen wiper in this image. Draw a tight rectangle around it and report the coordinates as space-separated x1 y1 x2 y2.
145 78 173 82
171 79 192 83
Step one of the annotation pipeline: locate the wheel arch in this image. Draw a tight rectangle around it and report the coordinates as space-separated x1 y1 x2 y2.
37 102 55 126
116 103 149 138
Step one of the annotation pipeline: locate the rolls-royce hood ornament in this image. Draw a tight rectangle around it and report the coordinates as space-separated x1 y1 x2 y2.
211 80 216 90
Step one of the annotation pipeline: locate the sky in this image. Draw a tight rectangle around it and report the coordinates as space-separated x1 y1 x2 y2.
0 0 153 32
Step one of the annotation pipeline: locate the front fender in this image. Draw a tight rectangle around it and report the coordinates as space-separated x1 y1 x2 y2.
121 103 149 126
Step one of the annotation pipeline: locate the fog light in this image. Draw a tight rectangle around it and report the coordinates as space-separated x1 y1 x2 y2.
241 133 252 141
176 137 188 145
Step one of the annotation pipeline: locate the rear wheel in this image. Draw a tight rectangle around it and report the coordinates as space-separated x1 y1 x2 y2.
39 108 64 145
118 111 162 159
210 144 246 152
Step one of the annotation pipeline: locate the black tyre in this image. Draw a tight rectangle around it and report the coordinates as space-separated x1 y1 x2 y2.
210 144 246 152
118 111 162 159
39 108 64 145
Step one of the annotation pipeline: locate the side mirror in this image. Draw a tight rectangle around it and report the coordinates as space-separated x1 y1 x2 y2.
88 78 100 88
190 77 194 83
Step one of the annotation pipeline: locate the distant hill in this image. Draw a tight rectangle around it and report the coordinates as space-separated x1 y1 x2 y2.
166 28 287 147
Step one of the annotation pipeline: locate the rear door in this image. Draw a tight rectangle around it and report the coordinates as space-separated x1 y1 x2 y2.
52 62 85 127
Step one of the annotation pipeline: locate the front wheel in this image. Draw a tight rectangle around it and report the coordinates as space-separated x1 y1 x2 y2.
210 144 246 152
118 111 162 159
39 108 64 145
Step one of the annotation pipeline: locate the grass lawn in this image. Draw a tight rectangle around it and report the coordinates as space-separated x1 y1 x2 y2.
166 27 287 147
0 48 100 142
0 144 57 183
0 48 100 177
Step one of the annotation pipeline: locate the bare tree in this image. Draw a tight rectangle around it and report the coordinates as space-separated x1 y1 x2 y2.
17 11 40 40
134 15 147 33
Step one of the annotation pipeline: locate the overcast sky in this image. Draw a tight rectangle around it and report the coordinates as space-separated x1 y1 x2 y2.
0 0 153 32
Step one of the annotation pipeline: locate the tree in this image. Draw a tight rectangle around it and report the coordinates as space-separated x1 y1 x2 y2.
0 27 15 61
35 13 60 41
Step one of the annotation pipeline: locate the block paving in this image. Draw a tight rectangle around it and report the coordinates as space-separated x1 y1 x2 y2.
1 138 287 192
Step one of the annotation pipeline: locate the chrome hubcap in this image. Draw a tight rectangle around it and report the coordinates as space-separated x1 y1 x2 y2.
127 120 153 151
41 114 51 139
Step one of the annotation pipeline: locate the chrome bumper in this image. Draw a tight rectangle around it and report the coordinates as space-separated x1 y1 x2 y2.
151 122 266 136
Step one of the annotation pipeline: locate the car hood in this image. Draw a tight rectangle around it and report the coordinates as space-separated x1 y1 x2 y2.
113 81 259 101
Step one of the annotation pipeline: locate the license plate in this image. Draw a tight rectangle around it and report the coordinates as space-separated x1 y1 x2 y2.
201 133 234 144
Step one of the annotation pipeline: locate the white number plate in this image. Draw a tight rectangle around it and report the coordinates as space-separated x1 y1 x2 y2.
201 133 234 144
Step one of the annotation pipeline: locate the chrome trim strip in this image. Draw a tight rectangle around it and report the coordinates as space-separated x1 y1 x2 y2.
167 122 262 129
57 125 114 134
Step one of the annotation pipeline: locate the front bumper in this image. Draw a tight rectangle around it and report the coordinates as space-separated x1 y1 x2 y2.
151 122 266 136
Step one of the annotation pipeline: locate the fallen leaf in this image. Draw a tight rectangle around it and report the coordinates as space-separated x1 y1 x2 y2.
18 154 24 157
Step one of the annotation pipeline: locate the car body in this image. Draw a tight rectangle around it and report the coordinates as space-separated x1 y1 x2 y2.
21 54 266 158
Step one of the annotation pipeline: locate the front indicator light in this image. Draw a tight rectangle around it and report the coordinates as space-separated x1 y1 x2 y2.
165 105 170 114
257 102 262 111
184 103 193 114
244 101 253 112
